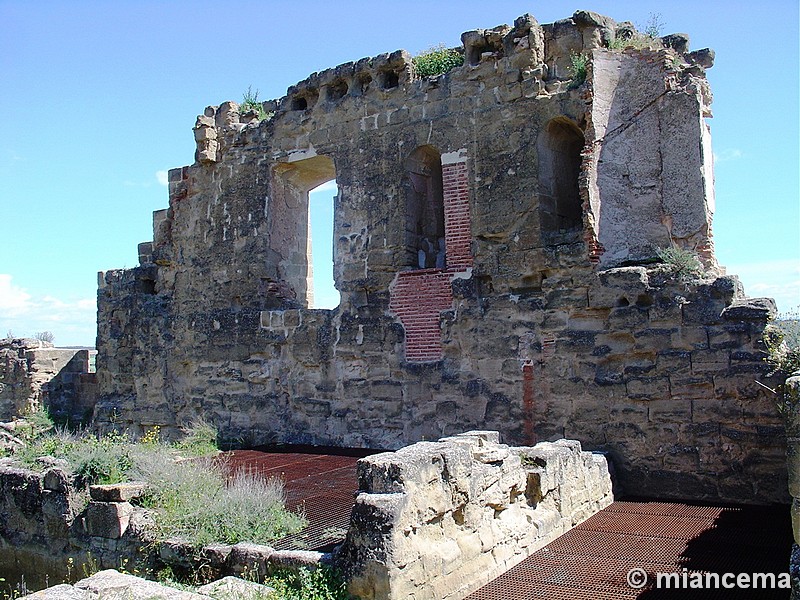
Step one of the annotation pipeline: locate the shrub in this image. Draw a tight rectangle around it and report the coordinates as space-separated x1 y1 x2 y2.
567 52 588 88
765 309 800 380
412 44 464 78
655 245 704 281
172 419 218 457
265 566 349 600
241 86 269 120
10 422 304 548
134 455 306 547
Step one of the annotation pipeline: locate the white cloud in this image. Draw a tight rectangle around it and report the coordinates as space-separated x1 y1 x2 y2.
0 274 32 315
0 274 96 346
156 170 169 186
713 148 742 163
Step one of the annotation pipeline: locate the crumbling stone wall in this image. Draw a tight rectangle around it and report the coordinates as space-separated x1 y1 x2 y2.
94 11 786 503
339 432 613 600
0 339 96 424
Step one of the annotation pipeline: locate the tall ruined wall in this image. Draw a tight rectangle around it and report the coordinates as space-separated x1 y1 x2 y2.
95 11 786 504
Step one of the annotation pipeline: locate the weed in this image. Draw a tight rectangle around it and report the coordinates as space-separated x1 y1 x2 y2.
133 455 306 547
172 419 218 457
140 425 161 446
765 309 800 382
265 566 349 600
655 245 704 281
568 52 588 88
241 86 269 120
641 12 665 38
15 405 55 441
412 44 464 78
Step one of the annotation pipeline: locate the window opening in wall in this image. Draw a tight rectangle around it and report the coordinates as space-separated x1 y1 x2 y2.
271 154 338 309
538 117 585 243
404 146 445 269
309 179 340 309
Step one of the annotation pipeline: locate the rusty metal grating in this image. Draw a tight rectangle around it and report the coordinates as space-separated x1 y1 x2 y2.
466 500 791 600
218 448 365 551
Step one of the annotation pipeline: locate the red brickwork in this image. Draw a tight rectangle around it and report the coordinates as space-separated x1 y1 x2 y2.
442 161 473 269
389 269 454 362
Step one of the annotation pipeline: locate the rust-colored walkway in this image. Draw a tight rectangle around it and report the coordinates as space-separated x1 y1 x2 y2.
220 448 367 551
220 450 791 599
466 500 791 600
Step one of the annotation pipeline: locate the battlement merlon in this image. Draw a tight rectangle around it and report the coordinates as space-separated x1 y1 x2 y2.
169 10 717 274
191 11 714 159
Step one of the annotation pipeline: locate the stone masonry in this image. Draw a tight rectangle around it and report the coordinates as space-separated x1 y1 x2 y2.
0 338 96 424
339 432 613 600
94 11 786 504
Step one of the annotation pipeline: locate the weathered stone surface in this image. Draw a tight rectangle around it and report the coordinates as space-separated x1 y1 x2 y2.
91 9 784 507
339 432 613 600
0 338 96 423
21 585 90 600
75 570 211 600
721 297 778 322
85 500 134 539
89 481 147 502
197 576 275 599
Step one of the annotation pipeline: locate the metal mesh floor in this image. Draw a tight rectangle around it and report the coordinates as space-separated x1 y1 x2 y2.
466 500 792 600
218 449 363 551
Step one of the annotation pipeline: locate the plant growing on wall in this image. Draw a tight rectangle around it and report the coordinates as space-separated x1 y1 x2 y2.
764 309 800 399
568 52 589 88
641 12 665 38
655 245 704 281
241 86 269 120
412 44 464 78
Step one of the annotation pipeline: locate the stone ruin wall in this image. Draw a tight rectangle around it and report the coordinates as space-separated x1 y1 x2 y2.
0 432 612 600
0 339 97 425
94 11 787 504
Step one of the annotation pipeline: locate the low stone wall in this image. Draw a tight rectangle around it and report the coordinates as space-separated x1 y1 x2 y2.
337 432 613 600
1 433 611 598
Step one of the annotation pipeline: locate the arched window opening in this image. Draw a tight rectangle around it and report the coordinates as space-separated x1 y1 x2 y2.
538 118 585 242
271 154 339 308
404 146 446 270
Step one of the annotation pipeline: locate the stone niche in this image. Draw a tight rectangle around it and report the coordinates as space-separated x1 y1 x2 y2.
94 10 786 504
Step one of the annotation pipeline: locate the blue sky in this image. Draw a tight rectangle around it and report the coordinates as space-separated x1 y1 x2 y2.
1 1 797 347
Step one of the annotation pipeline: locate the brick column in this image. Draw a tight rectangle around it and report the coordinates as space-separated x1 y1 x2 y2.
389 270 454 362
441 149 473 269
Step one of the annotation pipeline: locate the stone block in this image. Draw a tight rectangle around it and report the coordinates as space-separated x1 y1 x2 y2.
85 501 134 539
648 399 692 422
75 569 209 599
721 298 777 323
21 584 90 599
197 577 274 599
89 482 147 502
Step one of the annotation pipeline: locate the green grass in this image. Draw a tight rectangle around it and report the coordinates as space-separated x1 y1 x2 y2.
412 44 463 78
264 567 349 600
567 52 588 88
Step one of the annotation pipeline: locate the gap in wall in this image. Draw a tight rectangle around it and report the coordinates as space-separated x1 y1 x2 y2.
309 179 340 309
